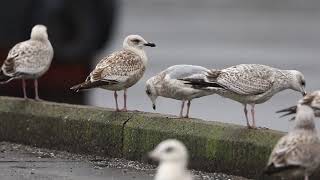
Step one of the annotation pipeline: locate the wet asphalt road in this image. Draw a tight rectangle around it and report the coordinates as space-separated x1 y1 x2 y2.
0 142 248 180
88 0 320 132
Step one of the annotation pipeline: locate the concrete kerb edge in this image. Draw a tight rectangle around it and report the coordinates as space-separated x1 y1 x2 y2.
0 96 288 179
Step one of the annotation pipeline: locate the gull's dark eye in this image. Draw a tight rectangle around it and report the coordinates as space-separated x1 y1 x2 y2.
301 80 306 86
165 147 174 153
146 89 151 95
132 39 140 43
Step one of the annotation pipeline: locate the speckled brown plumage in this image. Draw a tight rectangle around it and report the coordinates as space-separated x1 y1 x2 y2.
183 64 306 129
71 34 155 111
90 50 145 88
0 25 53 100
265 105 320 180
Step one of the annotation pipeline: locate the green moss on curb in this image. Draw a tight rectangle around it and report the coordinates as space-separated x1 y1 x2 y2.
0 96 295 179
123 113 284 179
0 97 129 157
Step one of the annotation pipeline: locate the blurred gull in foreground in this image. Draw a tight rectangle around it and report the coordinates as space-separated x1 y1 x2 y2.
277 90 320 118
264 105 320 180
0 25 54 100
149 139 193 180
182 64 306 129
146 65 215 118
71 35 155 111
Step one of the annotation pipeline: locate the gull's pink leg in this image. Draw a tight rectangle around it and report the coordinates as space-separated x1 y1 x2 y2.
179 101 185 118
114 91 120 111
243 104 251 128
304 175 309 180
34 79 41 100
184 100 191 118
121 89 128 112
22 79 27 99
250 104 256 129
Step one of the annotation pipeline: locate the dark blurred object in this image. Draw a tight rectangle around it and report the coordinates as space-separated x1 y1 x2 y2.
0 0 118 104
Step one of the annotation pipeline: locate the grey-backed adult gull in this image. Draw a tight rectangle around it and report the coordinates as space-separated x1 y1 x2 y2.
264 105 320 180
277 90 320 118
145 65 215 118
182 64 306 129
71 35 155 111
149 139 193 180
0 24 54 100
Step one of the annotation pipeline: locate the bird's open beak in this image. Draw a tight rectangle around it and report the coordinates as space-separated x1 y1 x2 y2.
144 42 156 47
152 104 156 110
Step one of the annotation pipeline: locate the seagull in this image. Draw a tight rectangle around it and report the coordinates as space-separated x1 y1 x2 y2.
0 24 54 100
149 139 193 180
264 105 320 180
277 90 320 118
182 64 306 129
70 35 155 111
145 65 215 118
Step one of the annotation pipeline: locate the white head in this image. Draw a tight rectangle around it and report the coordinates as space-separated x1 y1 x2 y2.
149 139 189 166
145 77 158 110
286 70 306 96
123 34 155 50
30 24 49 41
294 105 315 130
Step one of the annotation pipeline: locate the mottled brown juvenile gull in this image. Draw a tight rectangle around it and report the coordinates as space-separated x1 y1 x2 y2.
0 24 54 100
149 139 193 180
71 35 155 111
145 65 214 118
182 64 306 129
264 105 320 180
277 90 320 118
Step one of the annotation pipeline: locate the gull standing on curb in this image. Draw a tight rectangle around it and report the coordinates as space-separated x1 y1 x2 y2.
277 90 320 118
0 25 54 100
71 35 155 111
182 64 306 129
264 105 320 180
149 139 193 180
146 65 215 118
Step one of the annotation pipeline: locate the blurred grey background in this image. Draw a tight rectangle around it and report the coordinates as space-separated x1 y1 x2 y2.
89 0 320 131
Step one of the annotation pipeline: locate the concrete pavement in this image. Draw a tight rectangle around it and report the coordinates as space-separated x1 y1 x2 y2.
0 142 248 180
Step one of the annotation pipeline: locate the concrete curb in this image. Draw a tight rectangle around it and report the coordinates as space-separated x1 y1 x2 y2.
0 96 286 179
0 96 129 157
